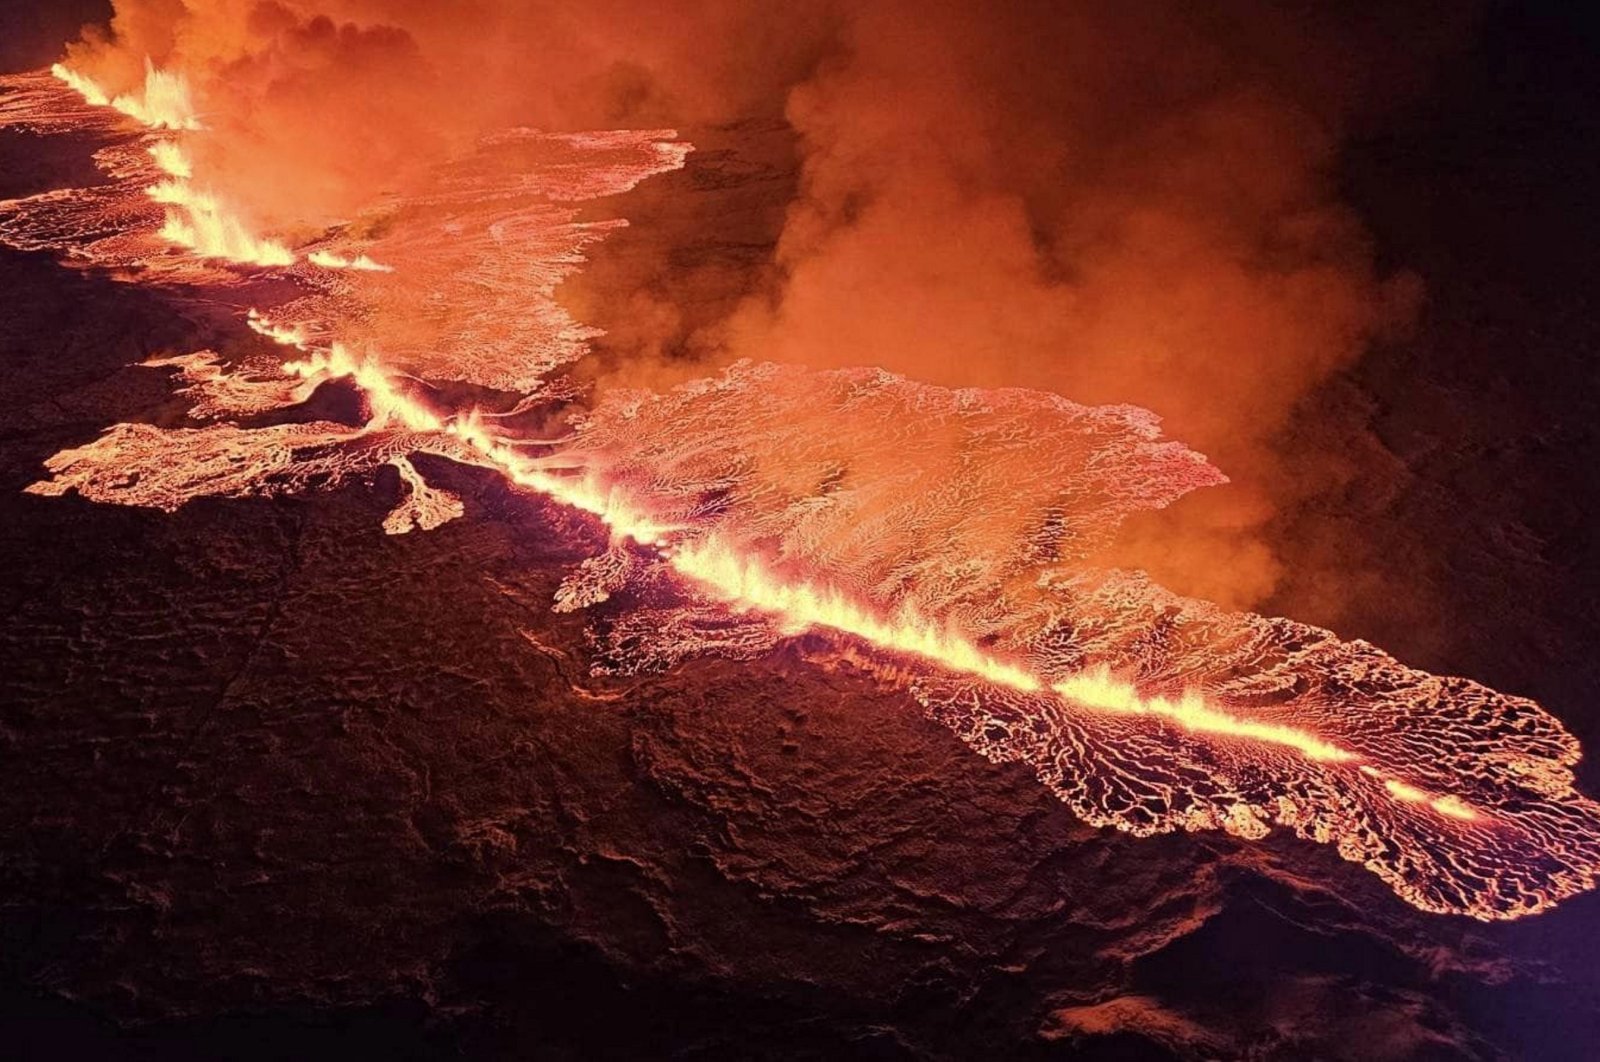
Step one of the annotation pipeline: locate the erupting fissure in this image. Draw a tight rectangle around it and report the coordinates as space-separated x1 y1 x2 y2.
54 60 292 266
265 325 1488 832
52 58 198 131
147 176 296 266
51 63 405 272
10 61 1600 921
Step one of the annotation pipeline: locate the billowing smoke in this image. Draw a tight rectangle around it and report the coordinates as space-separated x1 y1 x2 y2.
709 2 1452 609
53 0 1474 607
58 1 828 225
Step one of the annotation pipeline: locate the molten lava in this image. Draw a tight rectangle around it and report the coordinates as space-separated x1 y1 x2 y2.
147 178 296 266
52 59 198 131
6 63 1600 922
1052 669 1357 765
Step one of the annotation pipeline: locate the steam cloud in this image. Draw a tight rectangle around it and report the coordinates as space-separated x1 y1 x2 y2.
56 0 1473 606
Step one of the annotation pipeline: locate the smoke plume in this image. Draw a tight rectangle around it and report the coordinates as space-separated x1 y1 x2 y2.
52 0 1474 607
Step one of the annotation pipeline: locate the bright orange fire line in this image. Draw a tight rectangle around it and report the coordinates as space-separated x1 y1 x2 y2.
259 329 1486 824
53 64 382 271
669 541 1044 692
1053 670 1356 762
52 60 199 131
260 332 1500 819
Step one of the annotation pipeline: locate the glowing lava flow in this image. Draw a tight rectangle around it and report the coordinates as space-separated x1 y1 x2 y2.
668 540 1045 693
12 64 1600 920
1053 669 1355 763
656 536 1490 827
53 63 299 268
276 336 1485 828
272 335 679 545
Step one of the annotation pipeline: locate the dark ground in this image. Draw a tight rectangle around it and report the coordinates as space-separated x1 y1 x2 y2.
2 3 1599 1059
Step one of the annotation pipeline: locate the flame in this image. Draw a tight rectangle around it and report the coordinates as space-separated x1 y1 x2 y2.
52 59 199 131
147 140 192 179
147 178 295 267
54 63 291 268
49 63 109 107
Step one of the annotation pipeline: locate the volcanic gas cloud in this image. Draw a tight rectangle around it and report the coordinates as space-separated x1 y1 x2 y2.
5 0 1599 921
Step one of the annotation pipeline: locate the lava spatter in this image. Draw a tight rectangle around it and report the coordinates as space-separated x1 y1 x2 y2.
52 59 199 131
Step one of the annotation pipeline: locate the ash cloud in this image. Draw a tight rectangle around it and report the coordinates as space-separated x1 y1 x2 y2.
58 0 1475 608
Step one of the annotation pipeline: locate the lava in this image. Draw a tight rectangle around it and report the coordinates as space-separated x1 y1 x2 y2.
52 59 199 131
147 178 296 266
1052 669 1357 764
670 538 1046 693
50 61 295 269
7 65 1600 921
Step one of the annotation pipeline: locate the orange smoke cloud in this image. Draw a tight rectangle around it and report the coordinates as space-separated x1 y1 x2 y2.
57 1 828 228
54 0 1475 608
706 2 1462 609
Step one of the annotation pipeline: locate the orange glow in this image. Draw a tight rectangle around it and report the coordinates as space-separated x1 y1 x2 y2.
1054 668 1357 762
669 539 1045 693
8 61 1592 922
52 60 199 131
147 178 295 266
